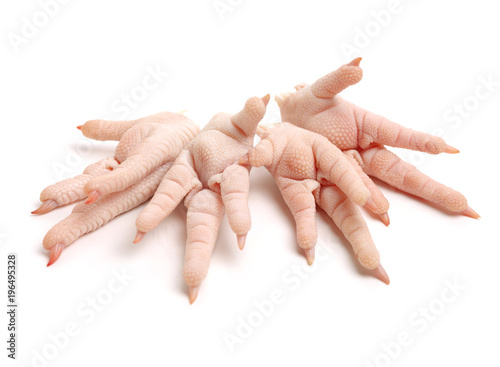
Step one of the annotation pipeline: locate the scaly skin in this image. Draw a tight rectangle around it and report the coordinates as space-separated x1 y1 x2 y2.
134 96 271 303
276 58 479 220
33 112 200 266
241 123 389 284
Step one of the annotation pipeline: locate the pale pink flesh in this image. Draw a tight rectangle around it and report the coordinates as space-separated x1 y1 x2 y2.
343 150 390 222
182 189 224 302
37 58 478 298
246 123 382 272
220 165 252 245
79 112 200 198
35 111 200 214
136 96 269 302
359 146 474 215
38 113 199 268
276 58 478 218
33 157 120 214
318 184 382 273
42 163 172 266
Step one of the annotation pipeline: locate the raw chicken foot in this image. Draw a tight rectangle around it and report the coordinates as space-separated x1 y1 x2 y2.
241 123 389 284
33 112 199 266
276 58 479 221
134 96 269 303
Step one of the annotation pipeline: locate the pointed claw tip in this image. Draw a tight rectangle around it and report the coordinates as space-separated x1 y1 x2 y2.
133 231 146 244
371 264 390 285
261 94 270 106
47 244 64 267
31 200 58 215
237 234 247 250
84 190 101 205
348 57 362 67
76 125 83 130
445 145 460 154
189 286 200 304
380 212 390 226
304 247 315 266
461 206 480 220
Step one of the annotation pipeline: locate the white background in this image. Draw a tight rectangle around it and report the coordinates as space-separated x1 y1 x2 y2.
1 0 499 366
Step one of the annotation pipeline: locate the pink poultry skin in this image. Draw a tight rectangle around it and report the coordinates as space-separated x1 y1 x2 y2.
33 97 379 303
32 61 479 304
241 123 389 284
133 96 271 303
275 58 479 220
33 112 199 266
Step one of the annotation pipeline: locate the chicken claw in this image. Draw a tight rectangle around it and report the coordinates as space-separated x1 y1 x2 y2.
135 96 269 302
276 59 477 219
276 58 479 220
34 112 200 265
79 112 199 200
241 123 388 283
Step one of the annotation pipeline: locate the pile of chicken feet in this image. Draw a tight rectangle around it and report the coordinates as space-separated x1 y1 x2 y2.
33 59 478 303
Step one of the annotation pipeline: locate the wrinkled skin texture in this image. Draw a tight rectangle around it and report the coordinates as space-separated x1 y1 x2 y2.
33 112 200 266
276 58 478 220
242 123 389 284
34 61 479 304
134 96 269 303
